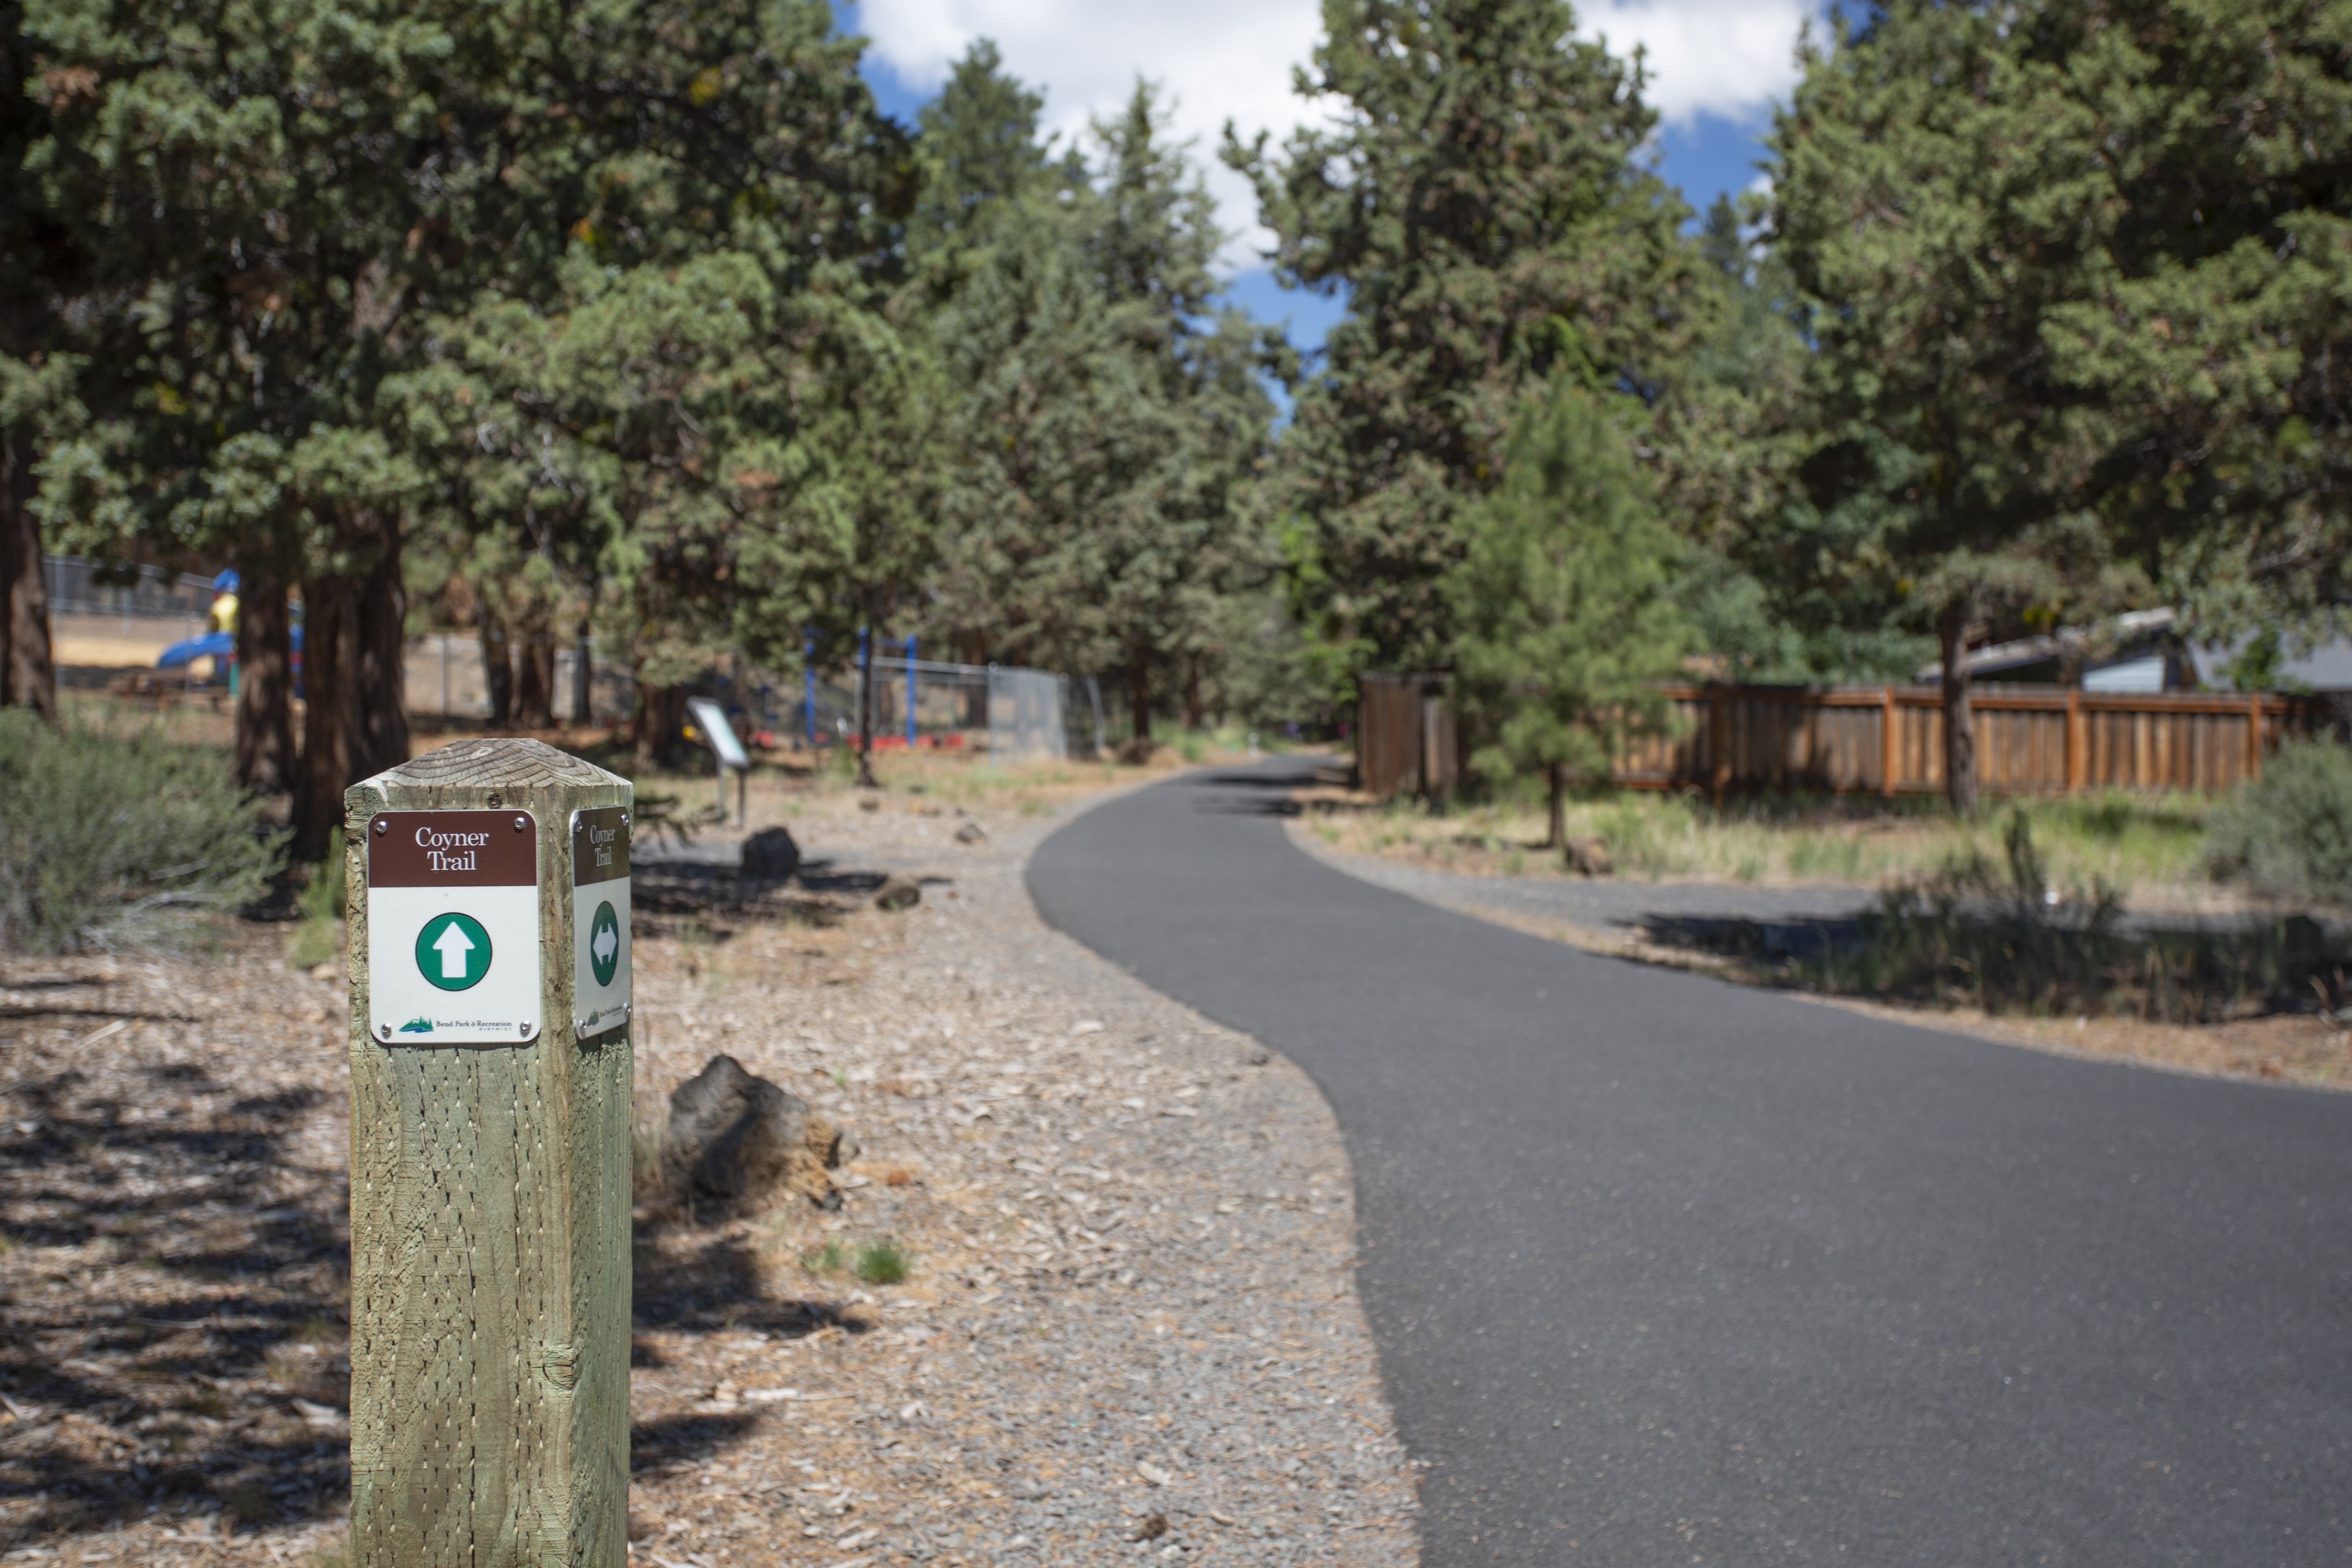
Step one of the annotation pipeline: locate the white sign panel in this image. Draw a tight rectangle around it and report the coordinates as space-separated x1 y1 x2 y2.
571 806 631 1038
687 696 750 768
366 810 542 1044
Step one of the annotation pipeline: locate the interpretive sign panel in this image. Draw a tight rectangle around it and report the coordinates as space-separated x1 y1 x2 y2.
687 696 750 768
365 809 542 1043
570 806 631 1038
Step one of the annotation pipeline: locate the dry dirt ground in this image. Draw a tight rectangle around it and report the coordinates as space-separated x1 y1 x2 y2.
1 779 1421 1568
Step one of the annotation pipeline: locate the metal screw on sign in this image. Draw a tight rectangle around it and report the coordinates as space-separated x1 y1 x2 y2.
342 737 633 1565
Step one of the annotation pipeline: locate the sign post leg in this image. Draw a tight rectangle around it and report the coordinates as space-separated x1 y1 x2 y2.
344 737 633 1567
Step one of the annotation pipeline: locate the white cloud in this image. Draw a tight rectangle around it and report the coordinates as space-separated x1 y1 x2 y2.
855 0 1818 268
858 0 1328 268
1575 0 1815 126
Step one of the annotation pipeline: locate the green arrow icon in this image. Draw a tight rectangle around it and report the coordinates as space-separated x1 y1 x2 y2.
416 912 493 992
588 900 621 987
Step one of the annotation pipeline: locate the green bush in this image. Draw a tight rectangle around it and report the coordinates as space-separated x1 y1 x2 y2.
0 712 282 953
1767 810 2338 1022
285 826 345 967
2206 739 2352 904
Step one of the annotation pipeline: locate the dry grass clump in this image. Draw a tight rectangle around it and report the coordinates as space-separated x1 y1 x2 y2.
1305 780 2216 896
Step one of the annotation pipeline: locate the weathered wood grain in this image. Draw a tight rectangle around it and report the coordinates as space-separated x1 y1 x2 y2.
345 738 632 1567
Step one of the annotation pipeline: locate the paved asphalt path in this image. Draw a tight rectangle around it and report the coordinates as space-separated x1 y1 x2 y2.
1027 759 2352 1567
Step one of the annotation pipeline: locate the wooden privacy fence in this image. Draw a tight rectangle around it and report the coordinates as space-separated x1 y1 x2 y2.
1616 684 2321 798
1357 676 2324 799
1357 673 1461 800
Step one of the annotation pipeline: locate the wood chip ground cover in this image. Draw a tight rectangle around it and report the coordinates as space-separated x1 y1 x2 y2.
1 783 1421 1566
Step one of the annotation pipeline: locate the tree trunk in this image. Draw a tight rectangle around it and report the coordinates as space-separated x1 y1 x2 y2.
347 527 409 782
1129 657 1150 748
855 628 876 787
294 575 350 863
1183 660 1204 731
0 430 56 722
633 680 682 772
292 519 408 861
234 567 295 794
1938 597 1978 817
480 613 514 726
572 621 594 726
514 624 556 729
1546 762 1566 850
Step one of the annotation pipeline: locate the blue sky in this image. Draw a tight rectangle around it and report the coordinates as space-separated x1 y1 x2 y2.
837 1 1808 356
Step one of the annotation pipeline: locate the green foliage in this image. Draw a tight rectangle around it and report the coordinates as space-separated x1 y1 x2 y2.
1227 0 1704 668
1764 0 2352 710
2207 740 2352 904
907 39 1064 259
2223 628 2313 695
0 712 281 953
925 66 1282 709
802 1234 852 1274
853 1237 911 1285
1448 383 1694 793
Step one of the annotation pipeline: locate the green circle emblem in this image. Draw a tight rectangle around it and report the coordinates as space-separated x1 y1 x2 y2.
416 911 493 992
588 900 621 987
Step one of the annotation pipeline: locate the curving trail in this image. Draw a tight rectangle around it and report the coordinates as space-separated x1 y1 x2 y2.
1029 758 2352 1567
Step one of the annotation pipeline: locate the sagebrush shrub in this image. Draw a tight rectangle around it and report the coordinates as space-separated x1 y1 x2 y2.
0 712 282 953
2206 739 2352 904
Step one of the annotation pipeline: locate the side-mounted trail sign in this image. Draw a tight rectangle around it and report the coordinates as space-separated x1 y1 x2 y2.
343 737 633 1567
571 805 631 1037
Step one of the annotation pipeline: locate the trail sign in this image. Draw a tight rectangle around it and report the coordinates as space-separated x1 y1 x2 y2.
571 806 631 1037
365 809 541 1042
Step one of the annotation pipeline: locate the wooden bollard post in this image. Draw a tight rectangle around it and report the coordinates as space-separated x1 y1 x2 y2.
342 738 634 1566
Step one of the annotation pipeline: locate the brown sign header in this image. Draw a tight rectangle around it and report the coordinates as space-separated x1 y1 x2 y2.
572 807 630 886
368 811 538 888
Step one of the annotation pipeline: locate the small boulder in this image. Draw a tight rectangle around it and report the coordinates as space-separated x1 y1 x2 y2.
873 873 922 912
739 825 801 883
662 1054 849 1211
954 821 987 845
1565 836 1613 877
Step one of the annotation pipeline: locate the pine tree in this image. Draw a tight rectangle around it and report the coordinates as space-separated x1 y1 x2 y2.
1448 379 1692 848
1226 0 1704 670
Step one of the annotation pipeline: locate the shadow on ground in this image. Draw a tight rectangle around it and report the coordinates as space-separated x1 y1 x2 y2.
0 1048 352 1546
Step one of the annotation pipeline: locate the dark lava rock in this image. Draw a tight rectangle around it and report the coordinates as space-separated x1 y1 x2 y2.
662 1053 848 1210
739 825 802 882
